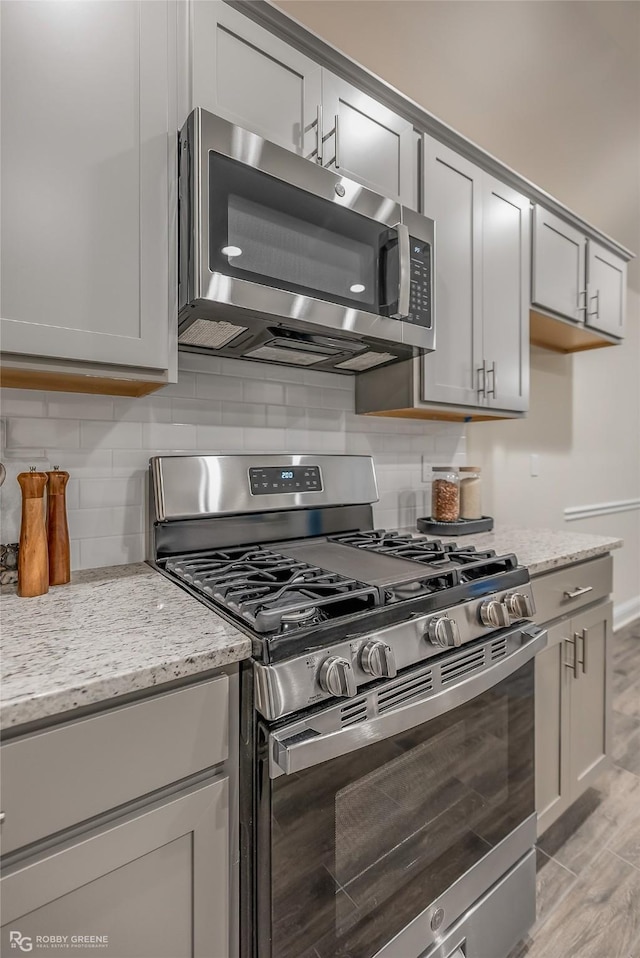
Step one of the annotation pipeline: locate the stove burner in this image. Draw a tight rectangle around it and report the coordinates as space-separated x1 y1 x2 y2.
280 606 325 631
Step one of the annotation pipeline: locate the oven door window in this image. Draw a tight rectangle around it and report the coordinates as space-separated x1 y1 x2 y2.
265 662 534 958
208 153 398 315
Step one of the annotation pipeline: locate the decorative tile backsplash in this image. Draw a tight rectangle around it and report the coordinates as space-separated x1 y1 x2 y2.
0 354 466 570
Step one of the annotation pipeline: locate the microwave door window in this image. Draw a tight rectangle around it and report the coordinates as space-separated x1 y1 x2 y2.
208 153 385 313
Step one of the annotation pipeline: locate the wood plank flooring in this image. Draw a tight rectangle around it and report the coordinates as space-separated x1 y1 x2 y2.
508 618 640 958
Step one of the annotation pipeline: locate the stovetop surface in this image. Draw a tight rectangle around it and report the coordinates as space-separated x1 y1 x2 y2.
161 530 528 663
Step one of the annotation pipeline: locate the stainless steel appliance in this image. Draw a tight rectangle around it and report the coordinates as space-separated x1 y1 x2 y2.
149 454 545 958
178 109 435 373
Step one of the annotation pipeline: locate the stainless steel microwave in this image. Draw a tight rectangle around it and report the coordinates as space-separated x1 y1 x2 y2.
178 108 435 374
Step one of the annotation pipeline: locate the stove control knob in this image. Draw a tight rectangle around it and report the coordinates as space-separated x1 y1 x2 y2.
479 599 510 629
504 591 535 620
319 656 357 698
426 615 461 649
360 640 397 678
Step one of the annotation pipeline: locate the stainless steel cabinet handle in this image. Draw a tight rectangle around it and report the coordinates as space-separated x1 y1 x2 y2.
577 288 588 313
588 289 600 318
334 114 340 169
564 635 578 679
487 361 497 399
579 627 588 673
316 104 323 165
476 360 487 400
0 811 5 824
563 585 593 600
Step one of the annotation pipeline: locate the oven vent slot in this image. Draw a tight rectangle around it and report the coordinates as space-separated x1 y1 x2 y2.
440 648 486 685
340 700 368 727
491 637 508 660
377 668 434 713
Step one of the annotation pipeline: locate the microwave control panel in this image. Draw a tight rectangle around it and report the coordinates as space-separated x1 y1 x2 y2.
407 238 432 328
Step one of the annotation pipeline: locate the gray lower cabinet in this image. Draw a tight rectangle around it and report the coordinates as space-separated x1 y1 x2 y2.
184 1 417 206
0 0 177 393
535 591 612 836
0 777 229 958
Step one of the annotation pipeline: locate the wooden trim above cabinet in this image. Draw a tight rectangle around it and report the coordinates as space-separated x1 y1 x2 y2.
530 309 619 353
0 365 165 397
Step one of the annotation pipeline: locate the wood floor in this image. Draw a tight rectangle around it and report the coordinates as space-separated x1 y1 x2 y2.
508 618 640 958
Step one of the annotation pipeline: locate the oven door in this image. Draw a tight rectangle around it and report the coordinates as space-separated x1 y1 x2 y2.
257 626 545 958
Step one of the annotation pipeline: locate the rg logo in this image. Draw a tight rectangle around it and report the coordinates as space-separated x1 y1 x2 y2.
9 931 33 952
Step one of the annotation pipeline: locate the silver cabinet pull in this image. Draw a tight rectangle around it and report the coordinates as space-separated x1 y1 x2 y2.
588 289 600 318
579 627 588 673
564 635 578 679
577 288 588 313
0 811 5 824
334 114 340 169
476 360 487 400
487 360 497 398
563 585 593 600
316 104 323 165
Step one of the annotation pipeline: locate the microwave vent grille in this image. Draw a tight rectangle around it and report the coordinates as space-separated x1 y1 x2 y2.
244 344 325 366
179 319 247 349
336 351 396 371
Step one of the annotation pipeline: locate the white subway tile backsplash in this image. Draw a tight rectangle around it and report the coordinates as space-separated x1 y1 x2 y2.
1 361 465 570
195 373 243 401
81 421 143 450
142 422 197 450
7 418 80 449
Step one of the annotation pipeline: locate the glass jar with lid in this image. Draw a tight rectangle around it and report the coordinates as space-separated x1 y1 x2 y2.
431 467 460 522
459 466 482 520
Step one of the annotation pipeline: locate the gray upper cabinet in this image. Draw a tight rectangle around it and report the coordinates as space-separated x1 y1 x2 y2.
532 206 586 322
420 137 529 415
185 2 417 206
0 0 176 377
586 239 627 338
188 1 321 155
320 73 416 205
1 778 229 958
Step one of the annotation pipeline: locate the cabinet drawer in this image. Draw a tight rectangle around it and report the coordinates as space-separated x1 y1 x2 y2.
0 675 228 855
532 555 612 625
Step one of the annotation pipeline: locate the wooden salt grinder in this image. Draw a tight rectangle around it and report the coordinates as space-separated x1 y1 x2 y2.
47 467 71 586
17 468 49 598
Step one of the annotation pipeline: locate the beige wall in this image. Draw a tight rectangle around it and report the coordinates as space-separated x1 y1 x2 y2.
277 0 640 619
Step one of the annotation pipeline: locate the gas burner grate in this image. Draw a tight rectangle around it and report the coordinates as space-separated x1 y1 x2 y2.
165 546 382 634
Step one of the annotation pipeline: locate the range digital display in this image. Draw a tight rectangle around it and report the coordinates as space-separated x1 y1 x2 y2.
249 465 322 495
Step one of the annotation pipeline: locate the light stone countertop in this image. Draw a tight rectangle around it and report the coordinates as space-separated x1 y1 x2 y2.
0 563 251 731
0 527 623 732
432 525 623 575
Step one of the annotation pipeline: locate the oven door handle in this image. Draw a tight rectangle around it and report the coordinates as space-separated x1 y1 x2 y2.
269 625 547 777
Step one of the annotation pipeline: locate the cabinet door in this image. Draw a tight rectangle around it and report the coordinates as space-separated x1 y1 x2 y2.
569 602 612 796
535 621 572 835
189 1 321 156
321 72 416 204
420 136 483 407
1 778 229 958
586 240 626 338
482 177 530 412
531 205 586 322
0 1 173 370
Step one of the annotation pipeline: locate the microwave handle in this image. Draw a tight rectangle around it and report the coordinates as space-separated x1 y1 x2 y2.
394 223 411 319
269 624 547 777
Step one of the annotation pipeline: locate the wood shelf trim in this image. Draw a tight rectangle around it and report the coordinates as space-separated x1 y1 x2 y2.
0 366 164 397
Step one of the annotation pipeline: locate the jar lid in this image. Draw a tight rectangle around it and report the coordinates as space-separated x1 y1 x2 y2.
432 466 458 472
459 466 481 472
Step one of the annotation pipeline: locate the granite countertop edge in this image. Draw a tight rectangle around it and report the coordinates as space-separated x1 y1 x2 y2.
0 527 624 731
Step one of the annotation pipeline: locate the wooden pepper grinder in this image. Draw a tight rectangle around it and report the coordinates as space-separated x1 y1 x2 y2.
17 467 49 598
47 467 71 586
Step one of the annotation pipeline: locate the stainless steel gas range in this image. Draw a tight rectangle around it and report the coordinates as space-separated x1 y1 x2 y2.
149 454 546 958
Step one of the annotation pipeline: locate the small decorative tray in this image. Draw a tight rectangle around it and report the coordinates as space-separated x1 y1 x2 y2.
417 516 494 537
